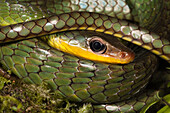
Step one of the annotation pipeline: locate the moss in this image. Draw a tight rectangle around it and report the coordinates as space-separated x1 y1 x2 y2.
0 77 11 90
0 76 93 113
0 95 22 112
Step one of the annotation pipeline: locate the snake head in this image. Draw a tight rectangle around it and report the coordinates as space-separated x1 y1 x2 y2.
44 31 135 64
87 36 135 64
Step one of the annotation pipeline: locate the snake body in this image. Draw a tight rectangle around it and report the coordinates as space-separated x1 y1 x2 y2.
0 0 170 112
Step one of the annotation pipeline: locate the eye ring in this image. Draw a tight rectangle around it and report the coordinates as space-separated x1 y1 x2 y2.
90 40 107 54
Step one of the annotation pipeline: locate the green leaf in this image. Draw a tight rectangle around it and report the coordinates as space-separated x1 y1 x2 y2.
157 106 170 113
157 94 170 113
140 91 160 113
163 94 170 103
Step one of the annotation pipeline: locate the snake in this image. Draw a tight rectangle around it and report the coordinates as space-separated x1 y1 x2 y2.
0 0 170 112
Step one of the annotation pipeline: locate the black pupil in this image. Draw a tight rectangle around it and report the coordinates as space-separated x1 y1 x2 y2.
90 40 105 52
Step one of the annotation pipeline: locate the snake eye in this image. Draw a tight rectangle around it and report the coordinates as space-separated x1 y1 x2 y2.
90 40 106 54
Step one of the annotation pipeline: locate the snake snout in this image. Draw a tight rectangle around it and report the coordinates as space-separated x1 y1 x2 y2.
118 51 135 63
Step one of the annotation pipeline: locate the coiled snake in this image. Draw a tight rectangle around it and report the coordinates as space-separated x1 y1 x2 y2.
0 0 170 112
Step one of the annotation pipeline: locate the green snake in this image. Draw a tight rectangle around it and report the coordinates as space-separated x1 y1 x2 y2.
0 0 170 112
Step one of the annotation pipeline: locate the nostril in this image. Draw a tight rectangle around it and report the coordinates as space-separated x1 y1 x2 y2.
119 52 128 59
